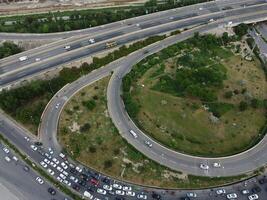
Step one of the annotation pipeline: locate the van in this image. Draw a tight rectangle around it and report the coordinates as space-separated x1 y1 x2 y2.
129 130 137 138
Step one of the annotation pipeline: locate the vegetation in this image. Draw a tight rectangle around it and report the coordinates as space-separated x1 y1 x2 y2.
123 33 267 156
0 34 166 134
0 0 211 33
58 76 252 188
0 42 23 59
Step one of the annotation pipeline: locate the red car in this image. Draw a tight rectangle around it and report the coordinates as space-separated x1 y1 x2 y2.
90 178 99 186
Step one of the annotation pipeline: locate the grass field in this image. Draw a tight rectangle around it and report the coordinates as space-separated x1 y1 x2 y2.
125 34 267 157
58 76 250 188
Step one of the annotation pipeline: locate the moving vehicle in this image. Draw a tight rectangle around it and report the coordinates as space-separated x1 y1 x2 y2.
19 56 28 61
144 140 152 148
48 187 56 195
64 45 71 50
106 41 117 48
200 163 209 170
129 130 138 138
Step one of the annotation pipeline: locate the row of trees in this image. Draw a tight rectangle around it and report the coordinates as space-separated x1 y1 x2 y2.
0 42 23 59
0 0 211 33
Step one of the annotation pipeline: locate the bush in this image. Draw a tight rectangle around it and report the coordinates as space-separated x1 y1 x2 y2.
0 42 23 59
104 160 113 169
224 91 233 99
82 100 96 110
80 123 91 132
239 101 248 111
251 98 260 109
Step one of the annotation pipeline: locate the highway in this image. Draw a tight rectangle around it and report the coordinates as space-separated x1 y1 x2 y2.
0 0 267 199
1 0 267 89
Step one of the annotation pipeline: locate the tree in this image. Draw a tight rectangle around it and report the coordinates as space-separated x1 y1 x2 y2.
239 101 248 111
224 91 233 99
251 98 260 109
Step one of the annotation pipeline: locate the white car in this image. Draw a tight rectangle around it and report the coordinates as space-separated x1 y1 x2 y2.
62 171 68 176
35 58 41 62
122 186 132 191
200 163 209 170
5 156 11 162
30 145 37 151
44 153 52 159
213 162 221 168
126 191 135 196
97 188 107 195
137 193 147 199
44 158 50 164
242 189 249 194
50 161 57 168
57 176 63 183
103 185 112 191
113 183 122 189
115 190 125 196
70 176 78 183
3 147 9 154
40 161 47 168
47 168 55 176
63 179 71 186
187 192 197 198
64 45 71 50
19 56 28 61
52 158 59 165
61 162 68 170
75 166 82 172
36 177 44 184
248 194 259 200
48 148 54 154
59 153 66 159
56 166 63 172
59 173 66 180
89 38 95 44
227 193 237 199
24 136 30 142
144 140 152 148
216 189 226 195
84 191 93 199
12 156 18 162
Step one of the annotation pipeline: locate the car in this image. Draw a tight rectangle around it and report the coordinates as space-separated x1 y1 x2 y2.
70 176 79 183
55 103 60 109
102 177 110 184
30 145 37 151
63 179 71 186
47 168 55 176
113 183 122 189
216 189 226 195
187 192 197 198
109 190 115 195
52 158 59 165
115 198 125 200
19 56 28 61
23 165 30 172
180 198 190 200
144 140 152 148
83 191 93 199
152 192 161 199
226 193 237 199
90 178 99 186
59 173 66 180
72 184 80 191
259 178 267 184
115 190 125 196
61 162 68 170
97 188 107 195
242 189 250 194
40 161 47 168
48 187 56 195
44 158 50 164
70 168 77 174
89 38 95 44
24 136 30 142
126 191 135 196
35 58 41 62
56 176 63 183
12 156 18 162
80 173 88 181
64 45 71 50
75 166 82 172
48 148 54 154
59 153 66 160
103 184 112 191
248 194 259 200
200 163 209 170
62 171 68 176
50 161 57 168
34 142 42 146
4 156 11 162
251 186 261 193
122 186 132 191
36 177 44 184
213 162 221 168
87 186 96 193
44 153 52 159
137 193 147 199
78 180 86 186
56 166 63 172
3 147 9 154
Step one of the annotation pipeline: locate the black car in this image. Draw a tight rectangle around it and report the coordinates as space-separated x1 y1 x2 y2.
87 186 96 192
102 177 111 184
48 187 56 195
259 178 267 184
115 198 125 200
34 141 43 146
152 192 161 200
80 173 88 181
70 168 77 175
180 197 190 200
72 184 80 191
251 185 261 193
78 180 86 186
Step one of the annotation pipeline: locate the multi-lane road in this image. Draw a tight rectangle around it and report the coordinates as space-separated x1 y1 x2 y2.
1 0 267 199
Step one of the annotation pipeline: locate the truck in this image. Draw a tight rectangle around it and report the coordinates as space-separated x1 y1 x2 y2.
83 191 93 199
129 130 138 138
19 56 28 61
106 41 117 48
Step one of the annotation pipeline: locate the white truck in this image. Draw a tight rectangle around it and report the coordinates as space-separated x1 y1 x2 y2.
129 130 138 138
83 191 93 199
19 56 28 61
